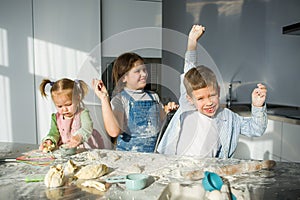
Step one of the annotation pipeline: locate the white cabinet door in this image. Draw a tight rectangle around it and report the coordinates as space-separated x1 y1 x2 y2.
101 0 162 58
282 122 300 162
234 119 282 161
0 0 36 143
0 0 102 144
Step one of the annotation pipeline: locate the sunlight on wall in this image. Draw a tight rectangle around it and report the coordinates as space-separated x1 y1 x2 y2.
0 76 12 141
0 28 9 67
28 37 88 78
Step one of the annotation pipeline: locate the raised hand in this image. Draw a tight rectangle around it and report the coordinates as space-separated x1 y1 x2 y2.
164 102 179 113
92 79 109 100
187 24 206 51
252 83 267 107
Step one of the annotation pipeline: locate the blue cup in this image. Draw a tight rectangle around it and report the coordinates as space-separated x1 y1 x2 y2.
202 171 236 200
202 171 223 191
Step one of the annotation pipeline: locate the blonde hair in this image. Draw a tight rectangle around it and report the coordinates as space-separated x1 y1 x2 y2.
184 65 219 97
39 78 89 105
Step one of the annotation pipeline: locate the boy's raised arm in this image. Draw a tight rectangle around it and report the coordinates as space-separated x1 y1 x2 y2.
187 25 205 51
184 25 206 73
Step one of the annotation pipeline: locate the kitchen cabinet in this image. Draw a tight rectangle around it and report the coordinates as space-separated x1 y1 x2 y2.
101 0 162 58
0 0 102 144
234 119 282 161
281 123 300 162
235 118 300 163
0 0 36 143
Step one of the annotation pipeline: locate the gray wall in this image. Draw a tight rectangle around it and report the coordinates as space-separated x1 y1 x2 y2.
162 0 300 107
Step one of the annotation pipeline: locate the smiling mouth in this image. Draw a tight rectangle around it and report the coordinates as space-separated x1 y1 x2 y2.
205 107 215 113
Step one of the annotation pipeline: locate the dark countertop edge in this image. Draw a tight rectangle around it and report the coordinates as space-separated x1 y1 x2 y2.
222 103 300 125
267 114 300 125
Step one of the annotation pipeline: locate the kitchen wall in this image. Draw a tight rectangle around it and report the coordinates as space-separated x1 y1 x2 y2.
162 0 300 107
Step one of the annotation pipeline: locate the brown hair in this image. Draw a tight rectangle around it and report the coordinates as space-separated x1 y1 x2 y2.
39 78 89 105
183 65 219 97
112 52 144 88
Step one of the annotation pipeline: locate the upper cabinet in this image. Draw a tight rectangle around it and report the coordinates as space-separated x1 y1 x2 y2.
101 0 162 58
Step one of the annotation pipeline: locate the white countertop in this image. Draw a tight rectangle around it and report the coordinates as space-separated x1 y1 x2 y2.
0 142 300 199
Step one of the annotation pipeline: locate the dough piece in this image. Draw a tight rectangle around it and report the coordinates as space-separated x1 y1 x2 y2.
81 180 106 192
64 160 79 176
74 164 108 179
44 164 66 188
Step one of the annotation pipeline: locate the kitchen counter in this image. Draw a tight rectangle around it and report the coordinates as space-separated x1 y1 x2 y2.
1 142 300 199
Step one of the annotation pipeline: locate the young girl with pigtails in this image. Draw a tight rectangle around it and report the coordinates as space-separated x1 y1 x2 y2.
39 78 104 153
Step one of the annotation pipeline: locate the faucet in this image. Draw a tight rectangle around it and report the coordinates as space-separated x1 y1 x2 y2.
227 81 241 109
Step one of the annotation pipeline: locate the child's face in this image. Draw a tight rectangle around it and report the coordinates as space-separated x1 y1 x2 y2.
188 86 220 117
52 94 78 118
123 59 148 90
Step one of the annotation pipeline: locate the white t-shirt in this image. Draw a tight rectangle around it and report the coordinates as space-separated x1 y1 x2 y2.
176 110 220 157
111 88 164 133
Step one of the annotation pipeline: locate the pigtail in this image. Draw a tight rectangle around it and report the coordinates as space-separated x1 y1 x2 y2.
40 79 53 98
73 79 89 101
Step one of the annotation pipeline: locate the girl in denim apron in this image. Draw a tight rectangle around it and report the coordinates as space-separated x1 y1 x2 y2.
116 90 161 152
93 52 178 153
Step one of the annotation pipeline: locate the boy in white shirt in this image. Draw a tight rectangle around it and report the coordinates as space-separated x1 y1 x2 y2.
157 25 268 158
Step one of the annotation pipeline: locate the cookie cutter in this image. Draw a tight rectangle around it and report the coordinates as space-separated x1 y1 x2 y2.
106 173 149 190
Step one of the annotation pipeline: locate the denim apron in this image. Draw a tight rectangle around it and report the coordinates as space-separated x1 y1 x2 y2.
116 90 160 152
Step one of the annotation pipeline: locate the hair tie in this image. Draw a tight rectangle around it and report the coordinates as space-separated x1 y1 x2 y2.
50 81 54 86
74 79 79 84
